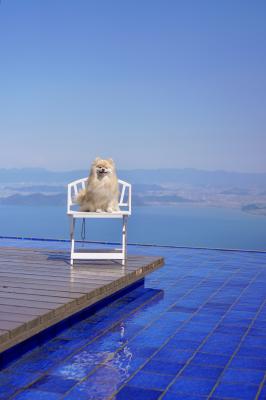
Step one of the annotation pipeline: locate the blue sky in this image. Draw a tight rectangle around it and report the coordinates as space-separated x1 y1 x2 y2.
0 0 265 172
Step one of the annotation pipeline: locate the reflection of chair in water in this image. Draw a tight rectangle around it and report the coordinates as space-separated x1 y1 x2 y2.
67 178 131 265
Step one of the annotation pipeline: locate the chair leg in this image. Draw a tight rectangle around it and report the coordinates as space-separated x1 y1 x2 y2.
70 217 75 266
122 216 128 264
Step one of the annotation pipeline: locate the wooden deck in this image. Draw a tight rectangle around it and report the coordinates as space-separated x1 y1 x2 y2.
0 246 164 353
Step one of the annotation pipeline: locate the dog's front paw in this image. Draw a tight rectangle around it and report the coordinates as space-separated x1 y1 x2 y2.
96 208 103 213
107 207 113 213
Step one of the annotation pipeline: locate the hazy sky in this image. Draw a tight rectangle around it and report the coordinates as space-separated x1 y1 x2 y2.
0 0 265 172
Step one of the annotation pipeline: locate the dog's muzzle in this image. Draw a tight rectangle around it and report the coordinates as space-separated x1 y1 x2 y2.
97 169 108 175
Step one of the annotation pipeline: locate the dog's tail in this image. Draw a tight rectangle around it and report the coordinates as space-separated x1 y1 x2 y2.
76 189 86 204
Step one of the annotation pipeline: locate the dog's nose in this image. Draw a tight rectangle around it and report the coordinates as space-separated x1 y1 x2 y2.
101 168 105 172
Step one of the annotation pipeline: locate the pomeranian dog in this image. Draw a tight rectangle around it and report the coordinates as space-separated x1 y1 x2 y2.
77 158 120 212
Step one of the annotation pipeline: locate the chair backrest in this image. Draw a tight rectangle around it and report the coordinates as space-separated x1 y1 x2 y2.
67 177 131 214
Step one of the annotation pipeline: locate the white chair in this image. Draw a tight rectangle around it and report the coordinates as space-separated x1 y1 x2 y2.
67 178 131 265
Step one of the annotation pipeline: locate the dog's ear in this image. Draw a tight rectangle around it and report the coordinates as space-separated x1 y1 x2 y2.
108 158 114 165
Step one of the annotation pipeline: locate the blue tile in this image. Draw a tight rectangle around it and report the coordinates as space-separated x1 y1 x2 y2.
181 364 223 380
258 385 266 400
172 330 207 342
253 320 266 330
143 359 184 375
227 310 255 320
105 351 146 377
221 368 264 385
248 327 266 337
191 352 230 367
169 377 215 396
242 336 266 348
49 348 107 380
230 356 266 370
9 353 56 373
207 332 241 343
129 333 166 347
116 385 162 400
200 335 239 355
0 371 40 387
128 345 158 358
13 390 62 400
222 316 252 327
213 382 259 399
155 347 194 363
0 384 17 400
169 306 199 313
214 324 247 336
64 365 124 399
190 316 220 326
162 393 207 400
30 375 78 394
0 370 41 399
181 322 213 334
128 370 173 390
167 338 200 350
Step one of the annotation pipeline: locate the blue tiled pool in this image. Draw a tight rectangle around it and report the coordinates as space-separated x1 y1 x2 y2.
0 238 266 399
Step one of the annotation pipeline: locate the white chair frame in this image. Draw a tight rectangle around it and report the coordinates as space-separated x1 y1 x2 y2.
67 178 131 265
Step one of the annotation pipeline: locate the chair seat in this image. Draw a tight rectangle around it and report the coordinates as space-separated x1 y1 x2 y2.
68 210 130 219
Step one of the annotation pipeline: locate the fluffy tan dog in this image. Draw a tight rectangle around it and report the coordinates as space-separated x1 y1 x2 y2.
77 158 120 212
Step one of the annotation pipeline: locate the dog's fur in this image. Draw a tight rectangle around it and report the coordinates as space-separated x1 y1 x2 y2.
77 158 120 212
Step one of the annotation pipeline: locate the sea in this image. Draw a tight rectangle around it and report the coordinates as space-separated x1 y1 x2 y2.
0 204 265 251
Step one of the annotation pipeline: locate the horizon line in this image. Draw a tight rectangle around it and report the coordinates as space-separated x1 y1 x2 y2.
0 166 266 175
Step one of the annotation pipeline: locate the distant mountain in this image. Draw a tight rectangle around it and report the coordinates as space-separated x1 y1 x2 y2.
242 203 266 216
132 184 164 192
220 188 250 195
5 185 66 193
0 192 192 207
120 169 266 188
0 193 66 206
138 194 194 203
0 167 266 189
0 168 86 183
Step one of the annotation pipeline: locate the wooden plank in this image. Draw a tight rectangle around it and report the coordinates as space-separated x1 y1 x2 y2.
0 304 51 316
0 297 63 309
0 312 39 323
0 259 153 277
0 255 153 269
0 286 82 299
0 320 21 330
0 278 103 292
0 290 72 304
0 263 130 277
0 271 123 285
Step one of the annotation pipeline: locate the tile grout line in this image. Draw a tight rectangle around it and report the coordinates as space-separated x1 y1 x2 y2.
256 372 266 400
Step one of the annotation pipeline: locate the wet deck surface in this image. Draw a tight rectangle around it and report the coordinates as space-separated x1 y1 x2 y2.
0 246 164 353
